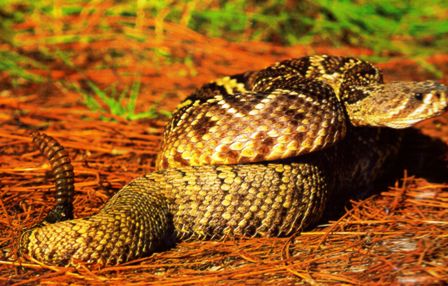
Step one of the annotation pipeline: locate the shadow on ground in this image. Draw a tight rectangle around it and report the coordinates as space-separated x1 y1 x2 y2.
321 127 448 224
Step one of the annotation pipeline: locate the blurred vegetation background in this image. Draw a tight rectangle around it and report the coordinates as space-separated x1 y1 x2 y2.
147 0 447 56
0 0 447 118
1 0 446 53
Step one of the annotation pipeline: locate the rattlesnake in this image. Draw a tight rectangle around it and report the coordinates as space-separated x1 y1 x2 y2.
20 55 447 266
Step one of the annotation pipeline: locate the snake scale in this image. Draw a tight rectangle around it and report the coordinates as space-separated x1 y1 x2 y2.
20 55 447 266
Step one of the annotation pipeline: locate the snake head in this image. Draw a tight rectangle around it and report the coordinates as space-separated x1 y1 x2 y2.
345 80 448 129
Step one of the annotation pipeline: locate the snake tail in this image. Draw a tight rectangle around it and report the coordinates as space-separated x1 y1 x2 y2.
31 131 74 222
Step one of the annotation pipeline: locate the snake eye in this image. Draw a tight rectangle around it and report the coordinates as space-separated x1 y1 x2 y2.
414 93 424 101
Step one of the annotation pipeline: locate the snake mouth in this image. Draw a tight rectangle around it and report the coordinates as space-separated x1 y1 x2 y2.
384 116 440 129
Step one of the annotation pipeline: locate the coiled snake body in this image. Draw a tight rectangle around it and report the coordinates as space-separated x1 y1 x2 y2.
21 55 448 265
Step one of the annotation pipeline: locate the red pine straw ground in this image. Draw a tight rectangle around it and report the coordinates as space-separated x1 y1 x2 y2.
1 11 448 285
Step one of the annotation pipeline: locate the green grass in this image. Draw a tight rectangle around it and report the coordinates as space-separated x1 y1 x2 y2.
0 50 45 85
304 0 448 56
71 80 171 121
135 0 448 58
